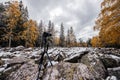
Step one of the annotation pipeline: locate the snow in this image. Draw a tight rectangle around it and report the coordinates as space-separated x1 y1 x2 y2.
0 67 5 72
110 55 120 59
0 51 13 57
1 58 11 61
108 67 120 71
106 76 117 80
15 54 22 57
47 61 58 67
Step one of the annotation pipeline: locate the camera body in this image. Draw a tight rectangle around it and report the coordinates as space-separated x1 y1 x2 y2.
42 32 52 38
41 32 52 50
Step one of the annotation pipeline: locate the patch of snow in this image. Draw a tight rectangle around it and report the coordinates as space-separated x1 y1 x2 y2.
106 76 117 80
0 51 13 57
47 61 58 67
1 58 11 61
15 54 22 57
108 67 120 71
0 67 5 72
13 51 21 54
110 55 120 59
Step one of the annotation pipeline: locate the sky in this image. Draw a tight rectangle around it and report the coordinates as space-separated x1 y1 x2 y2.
0 0 103 41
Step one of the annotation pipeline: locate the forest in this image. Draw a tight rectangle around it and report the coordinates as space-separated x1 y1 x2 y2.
0 0 120 48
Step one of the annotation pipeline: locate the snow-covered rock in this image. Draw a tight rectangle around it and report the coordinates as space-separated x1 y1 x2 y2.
108 67 120 79
0 47 120 80
14 46 24 51
106 76 117 80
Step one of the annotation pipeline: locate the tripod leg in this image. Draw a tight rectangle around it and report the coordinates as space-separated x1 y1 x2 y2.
36 52 45 80
46 52 53 66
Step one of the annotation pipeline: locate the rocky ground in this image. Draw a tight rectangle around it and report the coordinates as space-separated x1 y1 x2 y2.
0 46 120 80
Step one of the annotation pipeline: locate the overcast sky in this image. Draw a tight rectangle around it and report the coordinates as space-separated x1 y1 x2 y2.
0 0 103 41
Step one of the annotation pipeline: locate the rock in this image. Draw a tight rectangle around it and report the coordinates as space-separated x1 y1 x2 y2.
6 56 28 68
15 46 25 51
24 47 33 51
80 52 107 79
0 47 119 80
54 51 66 62
64 51 89 63
100 57 118 68
7 61 38 80
107 67 120 79
0 58 4 66
43 62 105 80
0 52 14 58
106 76 117 80
1 64 22 79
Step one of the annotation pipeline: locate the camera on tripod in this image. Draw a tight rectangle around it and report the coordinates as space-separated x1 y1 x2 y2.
41 32 52 52
36 32 53 80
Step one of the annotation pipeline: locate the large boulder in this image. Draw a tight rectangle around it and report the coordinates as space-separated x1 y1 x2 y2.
7 60 38 80
80 52 107 79
6 56 28 68
64 51 89 63
43 62 106 80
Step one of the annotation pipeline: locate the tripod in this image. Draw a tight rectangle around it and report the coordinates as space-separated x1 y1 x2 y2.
36 36 53 80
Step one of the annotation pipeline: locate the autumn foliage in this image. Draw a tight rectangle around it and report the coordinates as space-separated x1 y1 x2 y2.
91 0 120 48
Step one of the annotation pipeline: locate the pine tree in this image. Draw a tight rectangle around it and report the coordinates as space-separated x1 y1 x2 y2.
59 23 65 47
69 27 76 47
0 3 7 46
48 20 52 33
66 29 70 47
37 20 43 47
51 22 55 46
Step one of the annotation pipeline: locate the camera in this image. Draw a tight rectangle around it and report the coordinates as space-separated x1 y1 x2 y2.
41 32 52 49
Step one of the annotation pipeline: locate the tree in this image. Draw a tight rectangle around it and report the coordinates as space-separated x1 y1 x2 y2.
0 3 7 47
66 29 70 47
86 38 92 47
79 38 83 47
48 20 52 33
23 19 39 47
51 22 55 46
93 0 120 47
59 23 65 47
5 1 21 47
37 20 43 47
91 36 101 47
69 27 76 47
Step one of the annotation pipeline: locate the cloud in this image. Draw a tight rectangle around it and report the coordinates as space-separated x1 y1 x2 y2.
0 0 103 41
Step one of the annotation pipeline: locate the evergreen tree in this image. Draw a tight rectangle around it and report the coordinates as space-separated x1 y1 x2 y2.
51 22 55 46
59 23 65 47
69 27 76 46
48 20 52 33
66 29 70 47
86 38 92 47
37 20 43 47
